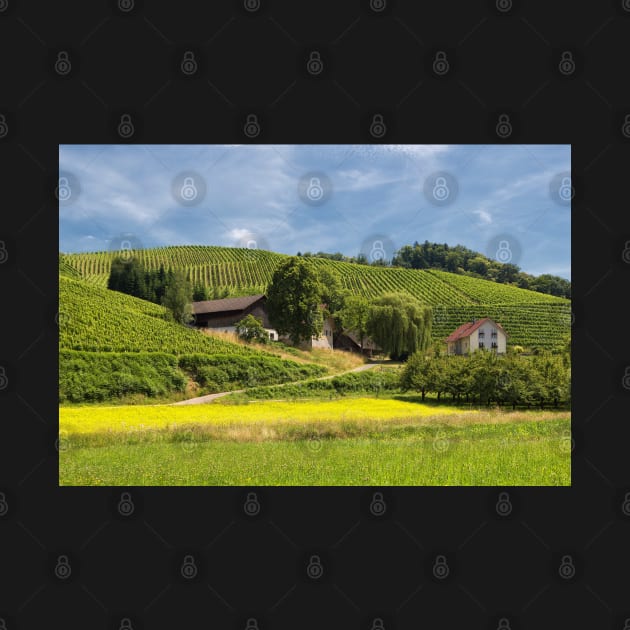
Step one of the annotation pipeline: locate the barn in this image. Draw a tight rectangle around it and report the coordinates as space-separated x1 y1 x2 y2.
191 294 279 341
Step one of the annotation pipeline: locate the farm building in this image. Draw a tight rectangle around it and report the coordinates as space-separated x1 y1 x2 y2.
191 294 336 348
334 330 382 356
191 294 279 341
445 317 508 355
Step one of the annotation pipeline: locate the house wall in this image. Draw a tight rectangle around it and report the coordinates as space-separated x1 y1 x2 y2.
311 317 334 349
471 321 506 354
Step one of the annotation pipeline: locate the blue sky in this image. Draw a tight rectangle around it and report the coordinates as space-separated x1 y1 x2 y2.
59 144 571 279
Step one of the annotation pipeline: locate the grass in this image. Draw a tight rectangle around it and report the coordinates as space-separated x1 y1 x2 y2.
59 397 570 486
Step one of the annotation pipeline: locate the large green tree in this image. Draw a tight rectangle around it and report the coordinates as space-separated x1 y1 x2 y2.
266 257 323 345
366 292 432 359
162 269 193 325
338 295 371 351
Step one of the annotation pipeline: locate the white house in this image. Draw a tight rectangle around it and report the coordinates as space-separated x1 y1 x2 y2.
445 317 507 355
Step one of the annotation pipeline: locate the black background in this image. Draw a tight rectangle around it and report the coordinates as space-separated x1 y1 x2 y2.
1 0 629 628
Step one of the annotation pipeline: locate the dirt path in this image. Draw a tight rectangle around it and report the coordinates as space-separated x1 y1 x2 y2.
170 362 381 406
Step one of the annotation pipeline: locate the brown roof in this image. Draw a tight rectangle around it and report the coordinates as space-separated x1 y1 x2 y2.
445 317 507 342
192 294 265 315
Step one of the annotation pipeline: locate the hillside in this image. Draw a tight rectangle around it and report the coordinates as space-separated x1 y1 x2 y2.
59 275 326 402
60 246 571 351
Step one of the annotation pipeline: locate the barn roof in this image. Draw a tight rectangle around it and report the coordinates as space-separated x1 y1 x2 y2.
445 317 507 342
192 294 266 315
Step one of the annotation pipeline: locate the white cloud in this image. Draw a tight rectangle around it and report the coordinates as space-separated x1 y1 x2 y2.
473 209 492 224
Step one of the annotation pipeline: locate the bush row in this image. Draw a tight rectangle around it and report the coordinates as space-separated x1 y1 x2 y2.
59 350 327 403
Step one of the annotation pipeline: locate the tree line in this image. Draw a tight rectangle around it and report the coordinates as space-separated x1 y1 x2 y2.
297 240 570 299
401 347 570 408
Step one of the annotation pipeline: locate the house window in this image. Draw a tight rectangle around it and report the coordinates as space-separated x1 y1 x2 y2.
478 331 485 338
491 342 498 349
491 331 497 338
479 341 485 348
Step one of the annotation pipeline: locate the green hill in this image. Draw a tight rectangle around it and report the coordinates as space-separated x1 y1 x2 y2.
59 275 325 403
61 245 570 351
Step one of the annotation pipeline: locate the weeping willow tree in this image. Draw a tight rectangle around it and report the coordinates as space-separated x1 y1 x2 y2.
366 292 432 359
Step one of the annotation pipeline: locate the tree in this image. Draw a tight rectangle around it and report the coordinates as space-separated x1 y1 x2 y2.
192 283 209 301
338 295 371 351
235 314 268 343
366 292 432 359
162 269 193 325
266 257 323 345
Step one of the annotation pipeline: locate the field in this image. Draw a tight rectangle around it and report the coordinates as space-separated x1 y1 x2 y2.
59 245 571 485
59 397 570 485
60 245 570 350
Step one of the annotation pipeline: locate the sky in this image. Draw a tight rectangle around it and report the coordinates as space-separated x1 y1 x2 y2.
59 144 571 279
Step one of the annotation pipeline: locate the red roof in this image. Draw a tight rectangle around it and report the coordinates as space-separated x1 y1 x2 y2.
445 317 507 342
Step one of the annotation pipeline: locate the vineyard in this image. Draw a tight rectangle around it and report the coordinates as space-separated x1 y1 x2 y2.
60 245 571 351
61 246 569 304
59 275 271 356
